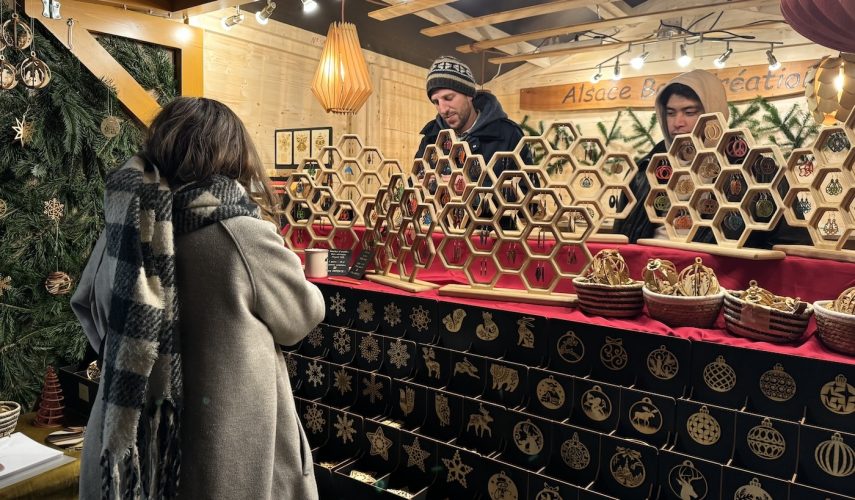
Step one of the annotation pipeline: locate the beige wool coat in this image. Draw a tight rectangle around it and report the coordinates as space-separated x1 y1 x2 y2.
72 215 324 499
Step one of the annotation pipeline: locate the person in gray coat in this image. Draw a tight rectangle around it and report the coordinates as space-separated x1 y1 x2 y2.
71 97 325 499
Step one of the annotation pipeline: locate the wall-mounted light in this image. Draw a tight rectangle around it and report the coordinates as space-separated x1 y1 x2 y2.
612 59 622 81
302 0 318 14
256 0 276 24
714 45 733 68
630 49 649 70
221 5 244 30
766 46 781 71
677 43 691 67
590 65 603 83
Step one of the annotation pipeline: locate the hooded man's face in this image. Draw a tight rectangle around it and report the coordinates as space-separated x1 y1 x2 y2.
665 94 704 137
430 89 476 133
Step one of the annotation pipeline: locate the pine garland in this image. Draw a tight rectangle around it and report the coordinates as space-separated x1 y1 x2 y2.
0 16 175 408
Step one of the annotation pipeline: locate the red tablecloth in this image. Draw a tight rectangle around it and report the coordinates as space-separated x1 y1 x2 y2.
300 230 855 366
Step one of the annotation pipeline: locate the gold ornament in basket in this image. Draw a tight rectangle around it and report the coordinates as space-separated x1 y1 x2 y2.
643 257 724 328
723 280 813 343
814 286 855 355
0 401 21 438
572 249 643 318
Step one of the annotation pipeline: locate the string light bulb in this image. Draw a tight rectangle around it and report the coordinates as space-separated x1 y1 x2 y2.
256 0 276 24
221 5 244 30
590 65 603 83
612 59 622 81
766 47 781 71
302 0 318 13
630 50 649 70
677 43 691 67
714 46 733 68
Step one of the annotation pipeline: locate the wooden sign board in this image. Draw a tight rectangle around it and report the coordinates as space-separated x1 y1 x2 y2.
520 60 819 112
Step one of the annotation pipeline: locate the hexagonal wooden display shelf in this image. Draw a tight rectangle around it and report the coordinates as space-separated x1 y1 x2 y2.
773 110 855 263
638 112 788 260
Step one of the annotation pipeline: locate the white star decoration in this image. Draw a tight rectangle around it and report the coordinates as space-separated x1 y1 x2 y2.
12 114 34 147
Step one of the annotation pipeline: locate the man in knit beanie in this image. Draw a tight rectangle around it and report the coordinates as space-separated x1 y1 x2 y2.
416 56 530 176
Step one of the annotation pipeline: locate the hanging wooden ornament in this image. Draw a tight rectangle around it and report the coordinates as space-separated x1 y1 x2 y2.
653 193 670 212
698 193 718 216
0 274 11 297
0 198 6 217
19 51 51 89
677 257 720 296
832 286 855 314
725 135 749 163
733 478 772 500
0 55 16 90
703 121 723 146
815 432 855 477
45 271 73 295
12 114 34 147
101 116 121 138
698 157 721 180
673 209 692 231
654 159 673 181
754 193 775 218
1 14 32 50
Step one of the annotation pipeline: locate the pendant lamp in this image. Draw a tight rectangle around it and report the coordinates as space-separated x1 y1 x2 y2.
805 53 855 125
311 1 373 114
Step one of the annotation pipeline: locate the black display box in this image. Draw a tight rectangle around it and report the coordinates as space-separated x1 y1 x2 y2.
58 363 99 421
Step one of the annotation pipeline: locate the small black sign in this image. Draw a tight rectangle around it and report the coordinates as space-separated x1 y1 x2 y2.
327 249 352 276
347 246 375 280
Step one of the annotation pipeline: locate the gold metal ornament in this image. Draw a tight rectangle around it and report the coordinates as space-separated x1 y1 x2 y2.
442 450 474 488
442 308 466 332
333 367 352 396
676 257 720 297
359 334 380 363
815 432 855 478
556 331 584 363
560 432 590 470
600 336 628 371
490 363 519 392
466 403 494 438
820 374 855 415
410 305 431 332
399 387 414 416
733 478 772 500
536 375 565 410
703 355 737 393
534 483 563 500
629 397 662 435
581 385 612 421
516 317 535 348
746 418 786 460
435 393 450 427
362 373 383 403
422 347 441 379
334 413 356 443
758 363 796 402
668 460 707 500
647 345 679 380
687 405 721 446
609 446 646 488
357 299 375 322
387 338 410 369
402 436 430 472
475 311 500 341
304 403 326 434
349 470 377 484
384 302 401 326
513 419 544 455
453 358 480 379
366 426 393 460
487 471 518 500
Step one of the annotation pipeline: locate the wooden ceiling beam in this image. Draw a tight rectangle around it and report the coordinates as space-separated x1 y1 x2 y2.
488 20 787 64
421 0 615 37
458 0 779 53
368 0 458 22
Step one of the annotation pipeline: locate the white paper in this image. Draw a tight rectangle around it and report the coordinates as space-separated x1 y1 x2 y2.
0 432 65 479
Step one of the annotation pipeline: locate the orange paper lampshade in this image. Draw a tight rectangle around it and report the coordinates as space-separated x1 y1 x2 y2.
311 22 373 115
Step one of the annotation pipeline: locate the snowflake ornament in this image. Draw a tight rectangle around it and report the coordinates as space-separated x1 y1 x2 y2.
43 197 65 222
330 292 346 316
333 366 353 395
387 338 411 369
283 353 297 379
304 403 325 434
359 334 381 363
410 305 431 332
333 327 351 354
306 359 325 387
307 326 324 348
362 373 384 404
384 302 402 327
335 413 356 443
357 299 375 322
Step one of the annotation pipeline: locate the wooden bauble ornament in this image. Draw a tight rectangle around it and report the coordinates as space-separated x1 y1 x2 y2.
687 405 721 445
100 116 122 138
698 195 718 216
746 417 786 460
815 432 855 477
0 55 16 90
668 460 707 500
703 355 736 393
1 14 33 50
832 286 855 314
655 159 673 181
561 432 590 470
698 157 721 180
609 446 645 488
677 257 720 296
647 345 679 380
734 478 772 500
488 471 518 500
653 193 671 212
642 258 678 294
673 210 692 231
45 271 73 295
0 198 6 217
703 121 722 146
18 52 51 89
759 363 796 402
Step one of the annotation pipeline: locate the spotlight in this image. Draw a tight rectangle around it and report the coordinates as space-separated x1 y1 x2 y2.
590 66 603 83
766 48 780 71
221 6 244 30
630 51 649 70
714 47 733 68
677 43 691 67
612 59 622 81
301 0 318 13
256 0 276 24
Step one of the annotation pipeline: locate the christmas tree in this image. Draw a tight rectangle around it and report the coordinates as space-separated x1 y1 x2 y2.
0 9 175 408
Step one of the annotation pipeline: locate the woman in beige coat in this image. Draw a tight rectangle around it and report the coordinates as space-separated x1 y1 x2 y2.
71 97 324 499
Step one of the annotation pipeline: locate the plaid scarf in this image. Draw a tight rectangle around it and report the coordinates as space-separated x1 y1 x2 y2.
99 156 260 499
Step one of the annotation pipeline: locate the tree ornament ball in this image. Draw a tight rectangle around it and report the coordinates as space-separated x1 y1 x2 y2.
45 271 73 296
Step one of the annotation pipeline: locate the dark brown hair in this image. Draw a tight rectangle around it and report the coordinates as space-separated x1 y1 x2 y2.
142 97 280 223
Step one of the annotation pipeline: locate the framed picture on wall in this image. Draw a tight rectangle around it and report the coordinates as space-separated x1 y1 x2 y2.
310 127 332 158
274 130 294 168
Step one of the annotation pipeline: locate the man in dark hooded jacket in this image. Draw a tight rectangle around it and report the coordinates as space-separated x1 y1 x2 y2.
415 56 532 180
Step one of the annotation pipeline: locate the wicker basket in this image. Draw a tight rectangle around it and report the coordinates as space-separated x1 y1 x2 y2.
814 300 855 355
572 278 644 318
0 401 21 438
723 290 813 343
643 288 724 328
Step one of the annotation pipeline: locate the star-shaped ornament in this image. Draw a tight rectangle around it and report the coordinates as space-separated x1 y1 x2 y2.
12 114 34 147
403 436 430 472
366 426 392 461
